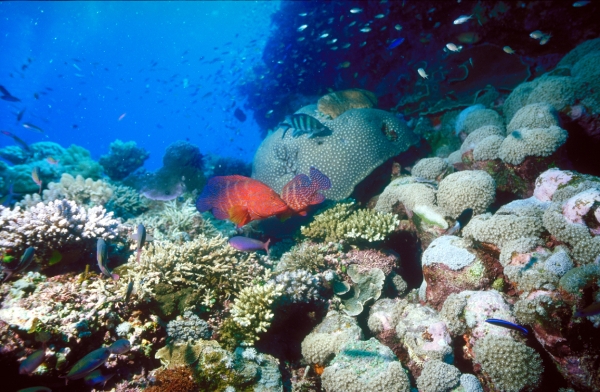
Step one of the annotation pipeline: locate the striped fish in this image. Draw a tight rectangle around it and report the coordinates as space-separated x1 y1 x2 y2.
280 114 332 139
281 167 331 215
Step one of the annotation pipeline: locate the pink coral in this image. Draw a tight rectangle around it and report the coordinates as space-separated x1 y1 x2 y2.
344 249 399 275
533 168 573 202
562 188 600 226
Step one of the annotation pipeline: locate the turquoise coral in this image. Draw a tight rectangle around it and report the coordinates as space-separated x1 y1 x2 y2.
99 139 149 181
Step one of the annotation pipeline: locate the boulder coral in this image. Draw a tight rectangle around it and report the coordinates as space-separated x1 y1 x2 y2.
252 105 417 201
436 170 496 217
99 139 149 181
411 157 450 181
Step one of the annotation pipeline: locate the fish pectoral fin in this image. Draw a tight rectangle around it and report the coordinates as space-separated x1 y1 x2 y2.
228 205 250 227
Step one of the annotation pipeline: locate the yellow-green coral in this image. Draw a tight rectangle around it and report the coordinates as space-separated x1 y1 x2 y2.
120 234 266 307
275 241 340 273
301 201 399 244
229 282 284 346
43 173 114 206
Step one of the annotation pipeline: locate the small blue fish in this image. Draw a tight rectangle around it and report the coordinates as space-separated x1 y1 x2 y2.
485 318 529 335
19 348 45 375
84 369 115 386
62 347 111 380
108 339 131 354
387 37 405 49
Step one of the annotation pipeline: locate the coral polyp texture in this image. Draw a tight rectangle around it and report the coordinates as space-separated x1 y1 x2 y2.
252 104 417 200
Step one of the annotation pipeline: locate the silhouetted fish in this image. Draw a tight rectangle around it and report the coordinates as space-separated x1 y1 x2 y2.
234 107 247 122
0 85 20 102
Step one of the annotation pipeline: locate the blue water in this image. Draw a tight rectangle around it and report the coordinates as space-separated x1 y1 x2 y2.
0 1 278 170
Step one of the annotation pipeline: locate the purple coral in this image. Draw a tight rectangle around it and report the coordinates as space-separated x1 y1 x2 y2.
533 168 573 202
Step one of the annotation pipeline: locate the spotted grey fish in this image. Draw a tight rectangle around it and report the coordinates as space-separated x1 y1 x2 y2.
280 114 332 139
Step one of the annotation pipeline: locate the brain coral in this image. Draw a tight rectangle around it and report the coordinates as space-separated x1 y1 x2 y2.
321 338 410 392
507 103 559 133
416 360 461 392
473 334 543 392
317 88 378 119
525 75 580 112
374 177 437 213
411 157 449 181
460 125 505 154
473 135 504 161
252 106 417 200
437 170 496 217
457 107 505 135
498 125 568 165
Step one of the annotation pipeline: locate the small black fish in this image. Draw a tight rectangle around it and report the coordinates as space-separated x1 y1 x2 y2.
125 280 134 303
0 85 21 102
280 114 332 139
485 318 528 335
234 107 247 122
444 208 473 235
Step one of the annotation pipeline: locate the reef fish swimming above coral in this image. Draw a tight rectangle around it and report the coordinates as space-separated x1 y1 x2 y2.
196 167 330 227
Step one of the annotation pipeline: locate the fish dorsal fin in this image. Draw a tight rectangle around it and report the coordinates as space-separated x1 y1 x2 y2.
309 167 332 190
228 205 250 227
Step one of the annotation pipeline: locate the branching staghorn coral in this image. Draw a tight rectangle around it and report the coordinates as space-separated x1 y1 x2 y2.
0 199 120 255
121 234 266 307
301 201 399 244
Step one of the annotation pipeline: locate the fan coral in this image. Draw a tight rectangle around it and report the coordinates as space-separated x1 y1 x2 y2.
99 139 150 181
498 125 568 166
321 338 410 392
300 201 399 244
341 265 385 316
416 360 461 392
0 199 120 255
121 234 265 307
301 311 363 365
473 335 543 392
167 311 212 343
437 170 496 218
252 105 417 200
317 88 378 119
507 103 559 133
411 157 450 181
42 174 114 206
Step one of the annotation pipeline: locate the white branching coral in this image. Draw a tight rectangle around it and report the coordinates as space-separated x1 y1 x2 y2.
122 234 265 307
0 200 120 253
43 173 114 206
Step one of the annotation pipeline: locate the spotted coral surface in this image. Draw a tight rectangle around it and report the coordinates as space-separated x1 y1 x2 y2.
252 105 417 200
437 170 496 217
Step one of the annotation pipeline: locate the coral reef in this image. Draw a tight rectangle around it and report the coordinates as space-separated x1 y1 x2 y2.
416 359 461 392
99 139 150 181
166 311 212 343
252 104 417 200
411 157 450 181
437 170 496 217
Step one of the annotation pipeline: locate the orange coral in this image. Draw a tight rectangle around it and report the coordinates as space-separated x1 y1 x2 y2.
145 366 199 392
313 363 325 376
317 89 378 119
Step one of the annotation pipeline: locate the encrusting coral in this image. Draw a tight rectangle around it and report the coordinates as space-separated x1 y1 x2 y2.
436 170 496 217
416 359 461 392
317 88 378 119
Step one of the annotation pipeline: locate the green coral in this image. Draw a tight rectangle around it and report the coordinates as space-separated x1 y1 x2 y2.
99 139 150 181
474 335 543 392
229 282 283 346
301 201 399 244
341 265 385 316
105 184 150 219
120 234 266 309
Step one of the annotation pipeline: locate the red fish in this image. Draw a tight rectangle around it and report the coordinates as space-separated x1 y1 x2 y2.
196 175 292 227
281 167 331 215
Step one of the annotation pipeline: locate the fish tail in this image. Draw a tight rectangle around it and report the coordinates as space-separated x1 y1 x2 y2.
264 239 271 257
112 274 120 281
